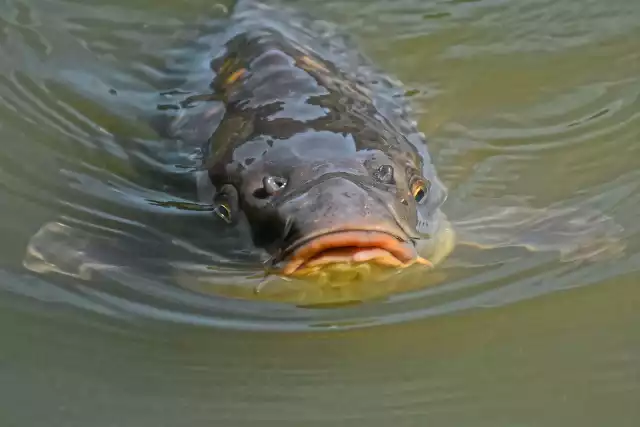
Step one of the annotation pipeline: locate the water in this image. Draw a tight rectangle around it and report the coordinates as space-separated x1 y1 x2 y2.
0 0 639 425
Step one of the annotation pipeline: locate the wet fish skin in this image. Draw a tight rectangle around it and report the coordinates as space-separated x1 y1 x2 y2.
201 1 449 270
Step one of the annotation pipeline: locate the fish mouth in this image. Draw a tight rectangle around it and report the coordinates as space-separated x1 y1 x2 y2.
277 228 433 277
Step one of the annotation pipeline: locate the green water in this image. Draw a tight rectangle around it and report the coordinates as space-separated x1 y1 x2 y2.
0 0 639 425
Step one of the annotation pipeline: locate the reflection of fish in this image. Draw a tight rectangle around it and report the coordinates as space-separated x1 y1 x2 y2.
190 0 455 283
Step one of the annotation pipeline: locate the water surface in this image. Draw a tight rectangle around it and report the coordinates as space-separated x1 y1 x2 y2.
1 0 639 425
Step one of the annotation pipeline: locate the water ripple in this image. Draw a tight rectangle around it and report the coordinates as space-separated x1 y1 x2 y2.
0 0 637 332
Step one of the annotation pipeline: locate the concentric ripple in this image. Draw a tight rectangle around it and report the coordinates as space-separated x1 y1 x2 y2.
0 0 637 333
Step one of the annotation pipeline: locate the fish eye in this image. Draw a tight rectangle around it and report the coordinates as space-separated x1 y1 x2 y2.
255 176 287 199
213 184 238 224
213 203 232 224
411 179 430 204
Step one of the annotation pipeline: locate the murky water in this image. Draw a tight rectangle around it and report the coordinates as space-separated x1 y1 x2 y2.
1 0 639 425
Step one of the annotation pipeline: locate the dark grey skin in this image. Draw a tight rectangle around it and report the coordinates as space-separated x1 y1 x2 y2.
193 1 451 278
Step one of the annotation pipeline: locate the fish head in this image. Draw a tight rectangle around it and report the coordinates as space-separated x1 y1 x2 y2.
209 143 448 282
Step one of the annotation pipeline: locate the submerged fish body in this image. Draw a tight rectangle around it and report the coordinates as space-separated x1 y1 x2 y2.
193 1 454 283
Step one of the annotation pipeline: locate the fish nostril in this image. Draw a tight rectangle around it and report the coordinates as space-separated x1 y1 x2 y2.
264 176 287 194
254 176 287 199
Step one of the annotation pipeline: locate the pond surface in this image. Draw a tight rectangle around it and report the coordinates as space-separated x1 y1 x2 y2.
1 0 639 425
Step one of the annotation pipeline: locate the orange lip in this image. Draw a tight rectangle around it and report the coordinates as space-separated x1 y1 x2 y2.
281 230 432 276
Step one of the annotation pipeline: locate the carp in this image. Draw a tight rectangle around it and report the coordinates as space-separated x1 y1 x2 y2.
20 0 625 308
181 0 456 285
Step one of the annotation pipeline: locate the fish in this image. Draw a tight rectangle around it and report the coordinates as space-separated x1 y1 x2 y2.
18 1 626 308
178 0 456 285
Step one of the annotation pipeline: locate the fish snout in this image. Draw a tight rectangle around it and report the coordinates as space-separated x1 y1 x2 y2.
271 177 432 277
279 177 400 238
